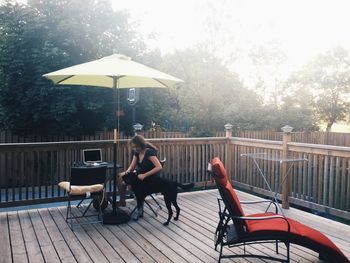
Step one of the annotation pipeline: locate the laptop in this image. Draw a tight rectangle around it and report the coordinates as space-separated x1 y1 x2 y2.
82 149 107 166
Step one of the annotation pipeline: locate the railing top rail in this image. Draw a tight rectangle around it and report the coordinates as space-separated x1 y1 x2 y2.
231 137 282 145
0 136 227 150
288 141 350 151
288 141 350 157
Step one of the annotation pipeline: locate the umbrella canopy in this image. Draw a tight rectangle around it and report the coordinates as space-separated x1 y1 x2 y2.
43 54 183 88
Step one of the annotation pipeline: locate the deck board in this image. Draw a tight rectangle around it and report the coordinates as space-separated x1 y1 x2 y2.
1 189 349 263
17 210 44 263
8 211 28 263
0 213 12 263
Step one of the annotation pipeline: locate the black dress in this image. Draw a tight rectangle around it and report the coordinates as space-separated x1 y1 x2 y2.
132 148 160 207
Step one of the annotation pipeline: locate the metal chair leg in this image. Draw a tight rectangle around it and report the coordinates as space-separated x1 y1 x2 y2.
144 200 158 217
150 194 162 211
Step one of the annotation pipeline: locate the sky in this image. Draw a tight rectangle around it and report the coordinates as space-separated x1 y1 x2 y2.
112 0 350 68
110 0 350 95
13 0 350 88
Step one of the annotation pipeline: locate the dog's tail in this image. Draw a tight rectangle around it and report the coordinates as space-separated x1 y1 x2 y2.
176 182 195 190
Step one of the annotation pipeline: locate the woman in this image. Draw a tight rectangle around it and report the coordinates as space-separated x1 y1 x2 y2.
119 135 162 219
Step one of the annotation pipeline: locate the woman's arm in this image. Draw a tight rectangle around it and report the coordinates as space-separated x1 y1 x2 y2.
120 155 137 177
137 156 162 180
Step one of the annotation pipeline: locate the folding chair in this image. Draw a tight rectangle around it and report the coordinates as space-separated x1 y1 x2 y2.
58 165 107 230
130 158 166 217
209 157 349 263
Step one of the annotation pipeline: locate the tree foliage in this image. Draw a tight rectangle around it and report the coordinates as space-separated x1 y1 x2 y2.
159 47 262 135
0 0 143 136
286 47 350 131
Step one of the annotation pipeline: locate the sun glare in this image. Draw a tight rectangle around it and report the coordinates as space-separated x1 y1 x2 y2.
113 0 350 68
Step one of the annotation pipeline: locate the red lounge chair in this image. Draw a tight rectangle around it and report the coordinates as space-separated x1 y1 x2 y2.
210 157 349 263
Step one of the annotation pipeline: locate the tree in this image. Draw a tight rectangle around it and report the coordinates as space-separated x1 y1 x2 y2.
0 0 145 136
159 47 260 135
287 47 350 131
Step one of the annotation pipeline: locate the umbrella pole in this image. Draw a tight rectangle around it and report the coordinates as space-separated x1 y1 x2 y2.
103 76 130 224
112 130 117 213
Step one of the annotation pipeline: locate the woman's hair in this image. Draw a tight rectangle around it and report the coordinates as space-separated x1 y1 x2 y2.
130 135 158 151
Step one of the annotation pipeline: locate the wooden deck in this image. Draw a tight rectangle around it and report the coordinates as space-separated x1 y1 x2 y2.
0 189 349 263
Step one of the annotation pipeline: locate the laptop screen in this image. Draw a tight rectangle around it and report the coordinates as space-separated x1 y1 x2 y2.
83 149 102 163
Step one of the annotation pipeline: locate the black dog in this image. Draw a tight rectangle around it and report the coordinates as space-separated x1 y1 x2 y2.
123 171 194 225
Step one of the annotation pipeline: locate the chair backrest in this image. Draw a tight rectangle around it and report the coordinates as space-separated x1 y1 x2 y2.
70 166 107 186
160 158 166 167
211 157 247 232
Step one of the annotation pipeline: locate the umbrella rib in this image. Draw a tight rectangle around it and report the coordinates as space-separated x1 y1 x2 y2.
57 75 75 84
154 78 170 88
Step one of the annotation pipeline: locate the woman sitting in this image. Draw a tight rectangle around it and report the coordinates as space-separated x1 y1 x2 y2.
119 135 162 219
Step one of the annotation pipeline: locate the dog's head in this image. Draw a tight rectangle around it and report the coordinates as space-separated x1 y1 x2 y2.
123 171 138 185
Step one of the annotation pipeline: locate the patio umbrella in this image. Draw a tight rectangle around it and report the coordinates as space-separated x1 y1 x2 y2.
43 54 183 224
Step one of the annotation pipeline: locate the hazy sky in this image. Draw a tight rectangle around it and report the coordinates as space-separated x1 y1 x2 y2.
112 0 350 67
110 0 350 92
13 0 350 87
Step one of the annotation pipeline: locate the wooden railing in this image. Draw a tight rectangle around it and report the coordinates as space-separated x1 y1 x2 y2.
0 138 225 207
227 135 350 220
1 135 349 221
0 130 190 143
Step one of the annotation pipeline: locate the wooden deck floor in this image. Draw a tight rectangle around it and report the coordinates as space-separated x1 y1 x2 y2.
0 189 349 263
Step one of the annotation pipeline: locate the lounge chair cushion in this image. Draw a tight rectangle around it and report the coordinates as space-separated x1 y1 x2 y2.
245 212 347 262
211 157 228 185
212 157 245 218
58 181 103 195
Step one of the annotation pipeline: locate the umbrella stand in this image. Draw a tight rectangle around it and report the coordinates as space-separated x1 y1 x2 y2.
103 76 130 225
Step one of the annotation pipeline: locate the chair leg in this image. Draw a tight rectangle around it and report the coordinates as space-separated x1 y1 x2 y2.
144 200 158 217
97 195 102 220
130 205 138 216
82 199 94 216
66 198 70 222
66 197 74 230
219 243 224 263
76 198 85 208
150 194 162 211
286 242 290 263
276 240 279 254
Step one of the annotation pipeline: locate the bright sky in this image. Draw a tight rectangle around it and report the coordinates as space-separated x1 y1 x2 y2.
111 0 350 95
112 0 350 69
14 0 350 89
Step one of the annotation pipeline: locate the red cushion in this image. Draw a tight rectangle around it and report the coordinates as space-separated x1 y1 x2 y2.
211 158 245 217
246 213 348 262
211 157 228 186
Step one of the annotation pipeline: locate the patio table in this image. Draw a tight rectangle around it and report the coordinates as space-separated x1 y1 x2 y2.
241 152 307 215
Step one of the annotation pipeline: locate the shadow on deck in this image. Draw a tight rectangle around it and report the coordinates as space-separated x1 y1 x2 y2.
0 189 349 263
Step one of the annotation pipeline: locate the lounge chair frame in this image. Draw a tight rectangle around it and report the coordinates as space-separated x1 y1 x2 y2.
209 157 349 263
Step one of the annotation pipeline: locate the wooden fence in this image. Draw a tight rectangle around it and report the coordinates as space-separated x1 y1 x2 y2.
4 129 350 146
0 135 349 221
0 130 190 143
0 138 225 206
227 136 350 220
218 130 350 146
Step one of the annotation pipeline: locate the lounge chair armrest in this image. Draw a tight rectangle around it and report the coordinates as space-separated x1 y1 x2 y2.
240 200 275 204
234 215 285 220
240 200 279 213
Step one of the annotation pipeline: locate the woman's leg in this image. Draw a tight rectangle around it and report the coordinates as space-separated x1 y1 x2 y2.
116 172 126 206
132 180 146 220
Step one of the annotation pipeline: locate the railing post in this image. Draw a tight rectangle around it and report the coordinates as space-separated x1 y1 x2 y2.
224 123 233 178
281 125 293 209
133 123 143 136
